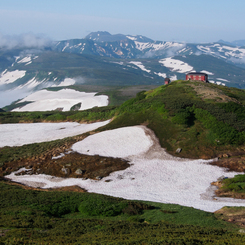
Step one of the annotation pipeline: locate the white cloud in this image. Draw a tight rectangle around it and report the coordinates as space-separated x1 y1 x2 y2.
0 32 52 49
0 87 30 108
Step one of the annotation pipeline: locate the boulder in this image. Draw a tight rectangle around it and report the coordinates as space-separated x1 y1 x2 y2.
176 148 182 153
75 168 84 175
61 166 70 175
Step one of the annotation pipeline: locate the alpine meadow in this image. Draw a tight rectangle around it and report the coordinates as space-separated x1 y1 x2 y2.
2 31 245 244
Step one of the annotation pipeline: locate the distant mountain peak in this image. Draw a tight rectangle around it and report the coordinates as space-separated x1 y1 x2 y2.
84 31 153 43
217 39 245 47
85 31 125 42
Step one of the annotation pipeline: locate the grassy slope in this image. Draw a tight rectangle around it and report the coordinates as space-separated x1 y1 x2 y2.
101 80 245 158
2 81 245 242
2 80 245 162
0 179 244 244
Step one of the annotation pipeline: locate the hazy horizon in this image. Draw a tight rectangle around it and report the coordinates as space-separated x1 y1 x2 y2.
0 0 244 44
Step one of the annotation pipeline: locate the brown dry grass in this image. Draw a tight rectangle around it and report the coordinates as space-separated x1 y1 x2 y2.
188 83 239 103
215 207 245 228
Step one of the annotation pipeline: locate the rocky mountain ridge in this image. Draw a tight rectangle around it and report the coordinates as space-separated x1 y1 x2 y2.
1 31 245 108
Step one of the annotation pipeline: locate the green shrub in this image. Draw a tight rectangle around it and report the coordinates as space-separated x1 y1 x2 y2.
78 195 128 217
171 108 195 126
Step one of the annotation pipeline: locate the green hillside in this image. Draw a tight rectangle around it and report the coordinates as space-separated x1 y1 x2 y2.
102 80 245 159
2 80 245 243
1 179 244 244
2 80 245 160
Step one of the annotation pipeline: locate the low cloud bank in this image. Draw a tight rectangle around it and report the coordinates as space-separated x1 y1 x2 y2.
0 32 52 49
230 56 245 65
0 88 30 108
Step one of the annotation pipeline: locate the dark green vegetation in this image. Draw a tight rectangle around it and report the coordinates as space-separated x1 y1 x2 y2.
221 175 245 193
1 180 245 244
0 106 116 124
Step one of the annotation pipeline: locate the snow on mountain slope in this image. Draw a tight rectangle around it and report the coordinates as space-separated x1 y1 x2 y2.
12 88 109 112
17 56 32 64
135 41 184 52
159 57 195 73
52 78 76 87
196 44 245 59
0 70 26 85
129 61 151 73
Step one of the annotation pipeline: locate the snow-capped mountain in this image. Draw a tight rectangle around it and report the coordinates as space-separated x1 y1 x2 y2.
1 31 245 108
53 31 245 66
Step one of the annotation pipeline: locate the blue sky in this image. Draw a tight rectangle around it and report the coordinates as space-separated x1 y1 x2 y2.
0 0 244 43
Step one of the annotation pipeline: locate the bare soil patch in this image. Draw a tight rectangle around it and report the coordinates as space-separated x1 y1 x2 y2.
188 83 239 103
1 152 129 180
215 207 245 229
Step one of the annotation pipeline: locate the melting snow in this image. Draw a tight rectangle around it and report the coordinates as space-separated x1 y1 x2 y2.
217 78 229 82
16 76 40 89
5 124 245 212
12 89 109 112
200 70 214 75
170 75 178 81
159 58 194 73
197 44 245 59
129 61 151 73
0 120 110 147
135 41 184 52
17 57 32 64
126 35 137 41
154 72 167 78
0 70 26 85
53 78 76 87
62 43 69 52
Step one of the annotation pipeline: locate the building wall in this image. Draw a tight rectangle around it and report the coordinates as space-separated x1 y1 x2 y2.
186 74 207 81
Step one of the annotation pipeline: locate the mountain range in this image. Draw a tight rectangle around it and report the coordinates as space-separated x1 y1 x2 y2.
1 31 245 107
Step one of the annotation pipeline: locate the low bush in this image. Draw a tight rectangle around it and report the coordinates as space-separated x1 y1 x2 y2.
222 174 245 192
78 195 128 217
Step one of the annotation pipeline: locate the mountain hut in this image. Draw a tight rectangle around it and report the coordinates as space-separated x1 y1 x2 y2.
186 72 208 82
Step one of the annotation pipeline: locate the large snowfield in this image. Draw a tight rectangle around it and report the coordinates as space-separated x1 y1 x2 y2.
12 89 109 112
0 120 110 147
4 123 245 212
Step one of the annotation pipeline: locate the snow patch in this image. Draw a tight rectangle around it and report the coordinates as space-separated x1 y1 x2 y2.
5 125 245 212
62 43 69 52
16 76 40 89
17 57 32 64
72 126 153 158
200 70 214 75
154 72 167 78
170 75 178 81
217 78 229 82
126 36 137 41
53 78 76 87
129 61 151 73
0 120 110 147
12 89 109 112
159 58 194 73
0 70 26 85
135 41 184 52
